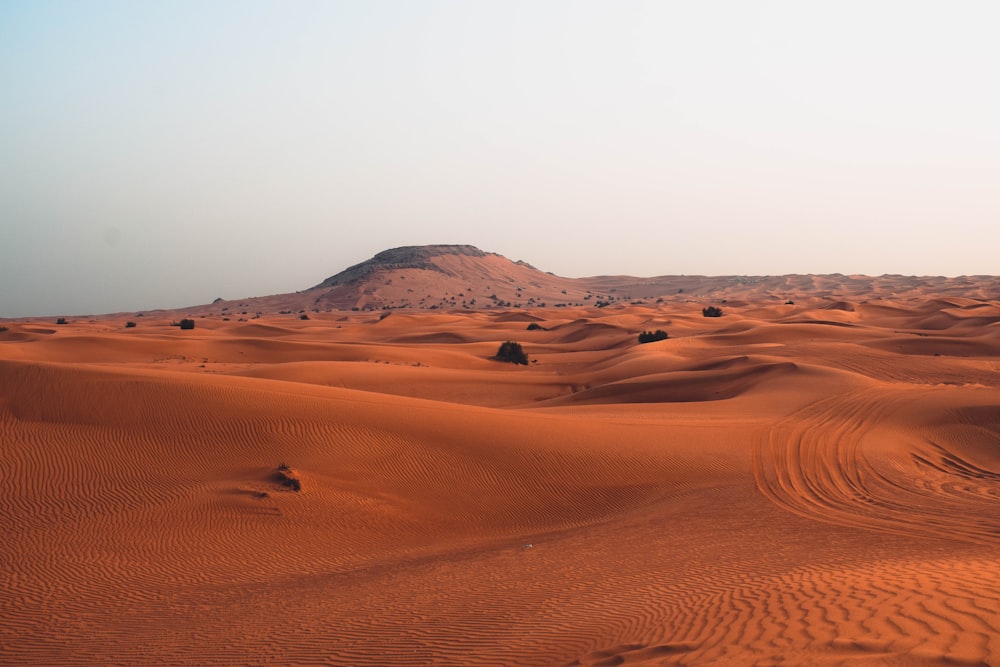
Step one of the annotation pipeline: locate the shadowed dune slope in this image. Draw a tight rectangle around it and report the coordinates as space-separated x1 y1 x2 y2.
2 279 1000 666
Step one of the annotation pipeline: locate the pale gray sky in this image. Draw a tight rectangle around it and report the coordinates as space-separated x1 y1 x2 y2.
2 1 997 317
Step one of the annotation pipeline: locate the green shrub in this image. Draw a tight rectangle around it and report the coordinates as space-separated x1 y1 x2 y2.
638 330 669 343
495 341 528 365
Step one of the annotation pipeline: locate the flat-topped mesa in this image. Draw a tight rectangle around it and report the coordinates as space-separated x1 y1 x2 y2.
300 244 584 312
114 244 1000 319
315 245 488 288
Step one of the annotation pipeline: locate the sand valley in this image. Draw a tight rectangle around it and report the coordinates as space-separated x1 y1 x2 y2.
2 246 999 666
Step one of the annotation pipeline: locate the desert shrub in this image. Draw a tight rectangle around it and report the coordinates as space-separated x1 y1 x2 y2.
702 306 723 318
638 329 669 343
785 300 795 305
275 463 302 492
526 322 546 331
56 317 67 325
125 321 136 328
0 326 8 333
300 314 310 320
179 318 196 330
495 341 528 365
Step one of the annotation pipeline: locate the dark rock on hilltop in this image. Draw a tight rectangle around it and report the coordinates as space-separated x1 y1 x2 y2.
315 245 488 288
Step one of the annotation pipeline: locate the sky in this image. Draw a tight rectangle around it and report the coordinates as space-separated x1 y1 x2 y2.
1 0 998 317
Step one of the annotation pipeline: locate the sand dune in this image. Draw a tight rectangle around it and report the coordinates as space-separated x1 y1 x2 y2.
2 276 1000 666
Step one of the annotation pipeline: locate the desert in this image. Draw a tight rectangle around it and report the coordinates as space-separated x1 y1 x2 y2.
2 246 999 666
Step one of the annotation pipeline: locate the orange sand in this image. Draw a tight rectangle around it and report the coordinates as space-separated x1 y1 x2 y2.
2 286 1000 666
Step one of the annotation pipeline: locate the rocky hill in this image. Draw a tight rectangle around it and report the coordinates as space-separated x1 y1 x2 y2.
96 245 1000 319
314 245 490 288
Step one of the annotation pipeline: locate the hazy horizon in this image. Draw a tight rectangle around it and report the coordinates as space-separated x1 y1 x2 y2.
3 1 998 317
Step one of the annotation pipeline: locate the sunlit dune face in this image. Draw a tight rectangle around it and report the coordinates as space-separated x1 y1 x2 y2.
2 277 999 665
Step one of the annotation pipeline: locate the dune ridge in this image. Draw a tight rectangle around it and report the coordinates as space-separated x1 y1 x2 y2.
2 272 999 666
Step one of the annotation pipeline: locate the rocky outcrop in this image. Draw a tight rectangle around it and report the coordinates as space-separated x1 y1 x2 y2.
315 245 488 288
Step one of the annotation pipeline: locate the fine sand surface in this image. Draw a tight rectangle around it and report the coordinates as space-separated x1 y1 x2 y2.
2 289 1000 666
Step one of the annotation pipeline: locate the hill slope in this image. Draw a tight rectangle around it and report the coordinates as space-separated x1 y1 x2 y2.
307 244 584 311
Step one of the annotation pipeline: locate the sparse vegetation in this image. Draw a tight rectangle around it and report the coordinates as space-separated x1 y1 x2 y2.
300 314 310 320
494 341 529 365
179 319 196 330
275 463 302 492
0 326 8 333
56 317 67 325
702 306 724 318
526 322 546 331
125 321 137 328
638 330 669 343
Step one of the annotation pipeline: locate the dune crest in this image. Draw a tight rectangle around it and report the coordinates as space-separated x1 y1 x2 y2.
2 264 999 666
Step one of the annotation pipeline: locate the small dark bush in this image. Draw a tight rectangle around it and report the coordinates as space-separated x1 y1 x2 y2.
526 322 546 331
300 314 310 320
275 463 301 491
495 341 528 365
179 318 196 330
0 326 8 333
785 300 795 305
56 317 67 325
638 330 669 343
702 306 723 318
125 321 136 328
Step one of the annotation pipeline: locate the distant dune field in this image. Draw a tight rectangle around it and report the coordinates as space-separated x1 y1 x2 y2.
2 285 1000 665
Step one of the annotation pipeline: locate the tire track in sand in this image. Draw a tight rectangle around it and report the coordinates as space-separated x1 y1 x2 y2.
753 388 1000 545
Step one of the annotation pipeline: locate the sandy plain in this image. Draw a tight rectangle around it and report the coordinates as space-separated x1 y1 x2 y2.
2 280 1000 666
